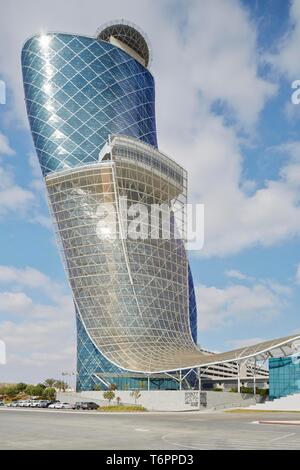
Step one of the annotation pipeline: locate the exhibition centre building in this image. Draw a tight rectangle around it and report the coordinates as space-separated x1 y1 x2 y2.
22 22 300 398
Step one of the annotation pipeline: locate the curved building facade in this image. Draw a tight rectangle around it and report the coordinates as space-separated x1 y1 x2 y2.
22 25 198 390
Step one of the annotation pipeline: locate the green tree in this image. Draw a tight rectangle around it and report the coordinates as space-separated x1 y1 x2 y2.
42 387 56 401
35 384 46 397
4 385 19 398
108 383 117 391
44 378 57 388
130 390 141 405
55 380 68 392
15 383 27 393
25 385 37 397
103 390 115 403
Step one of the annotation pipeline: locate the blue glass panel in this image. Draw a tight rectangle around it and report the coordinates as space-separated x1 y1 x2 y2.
22 33 157 176
269 356 300 399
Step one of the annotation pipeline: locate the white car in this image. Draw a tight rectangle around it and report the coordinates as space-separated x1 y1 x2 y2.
23 400 33 407
60 403 73 409
30 400 41 408
48 402 60 409
49 402 72 409
18 401 29 407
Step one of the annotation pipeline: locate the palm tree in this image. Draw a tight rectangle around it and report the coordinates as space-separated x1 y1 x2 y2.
44 378 57 388
130 390 141 405
55 380 68 392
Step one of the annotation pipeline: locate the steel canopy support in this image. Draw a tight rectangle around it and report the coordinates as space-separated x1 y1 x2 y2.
237 362 241 393
253 357 257 397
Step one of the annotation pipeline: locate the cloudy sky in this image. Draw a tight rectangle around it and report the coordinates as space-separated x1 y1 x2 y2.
0 0 300 384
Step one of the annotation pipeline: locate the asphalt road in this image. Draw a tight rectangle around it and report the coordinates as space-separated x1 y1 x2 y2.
0 408 300 450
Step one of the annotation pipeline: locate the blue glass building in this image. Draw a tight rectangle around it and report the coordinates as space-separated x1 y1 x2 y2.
269 356 300 400
22 24 198 391
22 32 157 177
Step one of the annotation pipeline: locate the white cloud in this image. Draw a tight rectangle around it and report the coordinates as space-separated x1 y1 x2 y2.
147 2 300 257
0 265 49 288
196 278 290 331
0 167 34 215
182 0 277 129
0 292 32 313
0 265 75 383
0 133 15 156
269 0 300 79
28 152 42 178
0 265 64 303
0 163 50 226
180 120 300 256
226 337 266 349
226 270 251 281
29 213 52 229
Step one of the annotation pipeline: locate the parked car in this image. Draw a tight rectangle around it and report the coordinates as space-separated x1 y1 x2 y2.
7 401 18 407
37 400 51 408
49 402 72 409
18 400 33 407
17 400 27 407
48 402 60 409
60 403 73 409
73 401 99 410
0 401 4 406
47 400 60 407
30 400 41 408
22 400 33 407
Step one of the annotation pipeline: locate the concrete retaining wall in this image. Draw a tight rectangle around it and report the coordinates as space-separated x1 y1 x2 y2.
58 390 261 411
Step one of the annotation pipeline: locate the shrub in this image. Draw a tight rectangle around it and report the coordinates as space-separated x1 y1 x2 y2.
98 405 146 412
103 390 115 403
42 387 56 400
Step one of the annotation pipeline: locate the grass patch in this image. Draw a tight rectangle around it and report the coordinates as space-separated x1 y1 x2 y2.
97 405 147 412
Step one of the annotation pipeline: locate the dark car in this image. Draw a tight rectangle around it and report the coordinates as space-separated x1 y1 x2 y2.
73 401 99 410
38 400 52 408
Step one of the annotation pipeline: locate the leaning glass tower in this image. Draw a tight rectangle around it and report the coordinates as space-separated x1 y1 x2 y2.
22 22 198 391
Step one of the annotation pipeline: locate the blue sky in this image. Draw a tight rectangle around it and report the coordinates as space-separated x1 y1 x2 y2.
0 0 300 383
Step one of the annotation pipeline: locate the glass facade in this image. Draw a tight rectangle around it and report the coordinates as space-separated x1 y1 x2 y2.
269 356 300 399
45 136 199 373
76 308 123 391
22 27 198 391
22 33 157 176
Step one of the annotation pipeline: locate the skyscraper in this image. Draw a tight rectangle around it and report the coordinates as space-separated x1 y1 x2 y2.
22 22 300 392
22 22 197 390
